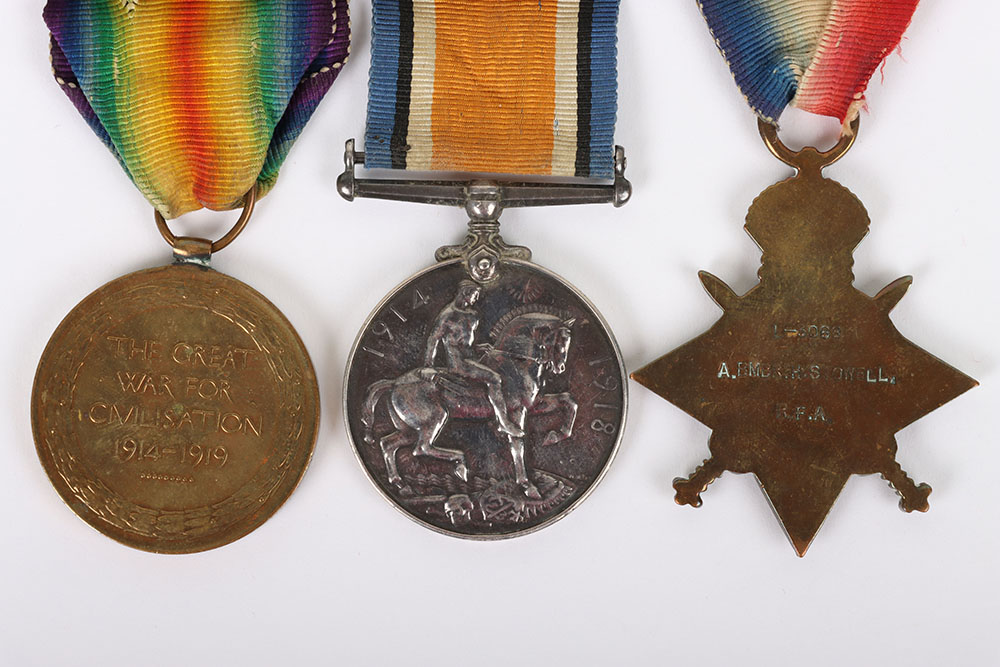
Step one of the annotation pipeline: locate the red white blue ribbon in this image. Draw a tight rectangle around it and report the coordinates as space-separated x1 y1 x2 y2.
699 0 919 128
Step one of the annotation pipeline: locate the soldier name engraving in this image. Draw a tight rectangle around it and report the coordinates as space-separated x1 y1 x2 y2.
631 140 976 555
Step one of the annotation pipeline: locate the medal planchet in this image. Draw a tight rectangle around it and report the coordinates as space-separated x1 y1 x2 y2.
631 123 977 555
345 256 626 539
39 1 350 551
337 144 632 539
32 261 320 554
633 1 976 555
341 0 630 538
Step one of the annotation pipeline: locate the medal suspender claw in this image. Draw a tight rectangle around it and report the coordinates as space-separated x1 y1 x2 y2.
33 1 351 553
630 0 977 556
340 0 629 539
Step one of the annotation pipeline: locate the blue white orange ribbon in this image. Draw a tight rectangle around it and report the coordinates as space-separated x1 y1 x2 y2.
699 0 920 127
365 0 620 178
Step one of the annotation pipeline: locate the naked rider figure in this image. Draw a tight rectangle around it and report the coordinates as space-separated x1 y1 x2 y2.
423 281 525 438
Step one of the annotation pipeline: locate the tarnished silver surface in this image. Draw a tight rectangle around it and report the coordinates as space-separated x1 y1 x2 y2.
339 140 630 538
344 257 626 538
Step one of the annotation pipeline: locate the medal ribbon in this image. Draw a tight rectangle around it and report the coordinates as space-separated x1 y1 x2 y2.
364 0 620 178
44 0 351 218
700 0 919 127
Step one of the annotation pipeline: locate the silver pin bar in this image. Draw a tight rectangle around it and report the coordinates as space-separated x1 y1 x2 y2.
337 139 631 213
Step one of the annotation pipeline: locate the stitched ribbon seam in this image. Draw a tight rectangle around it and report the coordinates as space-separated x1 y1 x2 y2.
45 0 351 218
700 0 919 125
365 0 620 178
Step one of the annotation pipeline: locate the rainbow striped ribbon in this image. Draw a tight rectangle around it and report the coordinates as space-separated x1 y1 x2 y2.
700 0 919 125
365 0 620 179
44 1 351 218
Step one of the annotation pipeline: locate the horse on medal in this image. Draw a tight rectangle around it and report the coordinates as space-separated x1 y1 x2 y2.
360 300 579 500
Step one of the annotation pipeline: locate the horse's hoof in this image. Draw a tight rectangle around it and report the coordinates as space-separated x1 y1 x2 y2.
454 463 469 482
522 484 542 500
390 477 413 496
541 430 562 447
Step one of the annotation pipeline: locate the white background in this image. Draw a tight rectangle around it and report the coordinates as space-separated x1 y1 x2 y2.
1 1 997 665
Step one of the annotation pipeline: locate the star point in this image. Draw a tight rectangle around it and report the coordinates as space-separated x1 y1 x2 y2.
632 164 976 554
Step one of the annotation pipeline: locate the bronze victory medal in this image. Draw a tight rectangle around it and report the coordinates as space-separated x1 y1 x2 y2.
631 125 977 555
345 259 626 538
32 263 320 553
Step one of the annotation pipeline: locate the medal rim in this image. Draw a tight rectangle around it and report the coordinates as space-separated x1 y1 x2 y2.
31 263 321 554
343 257 628 540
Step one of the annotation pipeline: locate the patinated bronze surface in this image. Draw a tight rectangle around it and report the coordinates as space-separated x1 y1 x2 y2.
631 121 977 556
32 262 319 553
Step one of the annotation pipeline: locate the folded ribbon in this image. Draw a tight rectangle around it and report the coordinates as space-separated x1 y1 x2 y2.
45 0 351 218
700 0 919 127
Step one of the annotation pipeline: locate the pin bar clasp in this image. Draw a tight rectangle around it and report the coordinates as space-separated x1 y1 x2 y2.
337 140 632 214
336 140 631 283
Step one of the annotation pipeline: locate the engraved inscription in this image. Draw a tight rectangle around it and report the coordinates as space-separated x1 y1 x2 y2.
84 335 265 451
715 360 897 384
771 323 844 340
31 264 320 552
775 404 831 425
82 327 268 491
631 149 977 554
87 403 262 435
588 357 621 438
117 439 229 468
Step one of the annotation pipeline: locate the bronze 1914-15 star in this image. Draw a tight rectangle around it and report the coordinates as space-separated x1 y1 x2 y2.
631 120 977 556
